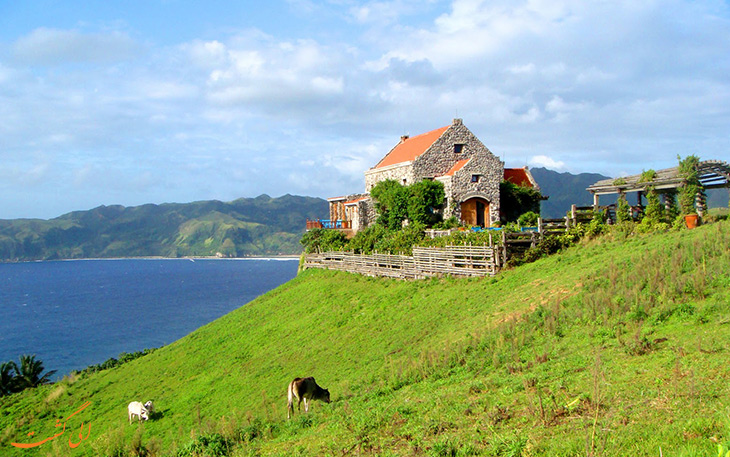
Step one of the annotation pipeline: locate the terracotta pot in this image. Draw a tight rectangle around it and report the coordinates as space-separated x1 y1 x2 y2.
684 214 699 229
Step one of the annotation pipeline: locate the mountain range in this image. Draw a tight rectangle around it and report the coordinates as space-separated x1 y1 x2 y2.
1 169 726 261
0 194 327 261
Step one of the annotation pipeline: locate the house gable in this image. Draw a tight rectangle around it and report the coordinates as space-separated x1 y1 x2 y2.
374 126 449 169
504 167 539 189
329 118 513 231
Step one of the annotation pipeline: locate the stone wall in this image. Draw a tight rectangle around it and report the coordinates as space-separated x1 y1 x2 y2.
414 119 503 224
450 157 503 224
358 118 504 229
364 162 415 191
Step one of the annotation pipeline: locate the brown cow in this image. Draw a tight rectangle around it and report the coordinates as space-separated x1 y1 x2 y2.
287 377 330 419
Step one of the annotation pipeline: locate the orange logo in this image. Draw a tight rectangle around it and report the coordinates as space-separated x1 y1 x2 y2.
11 401 92 449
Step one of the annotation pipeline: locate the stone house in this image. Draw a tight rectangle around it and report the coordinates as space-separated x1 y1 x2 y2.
324 119 538 234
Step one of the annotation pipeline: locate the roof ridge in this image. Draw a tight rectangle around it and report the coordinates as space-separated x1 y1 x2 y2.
374 125 450 169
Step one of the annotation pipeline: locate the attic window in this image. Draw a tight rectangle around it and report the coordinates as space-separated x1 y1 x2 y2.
471 174 480 183
454 144 464 153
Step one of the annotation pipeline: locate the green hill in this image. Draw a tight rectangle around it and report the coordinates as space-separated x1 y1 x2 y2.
1 222 729 456
0 194 328 261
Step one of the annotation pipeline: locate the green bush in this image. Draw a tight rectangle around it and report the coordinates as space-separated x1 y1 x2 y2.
300 228 348 253
371 179 445 229
176 433 230 457
407 180 446 226
432 216 460 230
643 188 665 225
373 222 426 255
678 154 702 216
371 180 411 229
500 181 543 223
347 224 390 254
518 211 539 227
617 194 631 222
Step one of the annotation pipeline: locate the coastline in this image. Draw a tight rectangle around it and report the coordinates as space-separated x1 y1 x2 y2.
0 254 302 264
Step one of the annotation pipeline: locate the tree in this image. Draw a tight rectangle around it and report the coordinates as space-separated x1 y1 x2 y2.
299 228 348 254
0 362 17 396
500 181 543 223
370 180 410 229
407 180 445 226
10 355 56 390
370 179 445 229
677 155 701 216
617 193 631 222
643 187 665 224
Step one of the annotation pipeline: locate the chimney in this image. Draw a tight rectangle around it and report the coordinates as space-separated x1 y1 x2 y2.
400 135 409 142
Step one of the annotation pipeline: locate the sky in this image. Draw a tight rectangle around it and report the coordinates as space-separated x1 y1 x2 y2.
1 0 729 219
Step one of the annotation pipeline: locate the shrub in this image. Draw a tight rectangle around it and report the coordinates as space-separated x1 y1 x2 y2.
347 224 390 254
176 433 230 457
299 228 348 254
373 222 426 255
643 188 665 225
617 194 631 222
371 179 445 229
677 154 702 216
518 211 539 227
639 169 657 183
371 180 410 229
432 216 460 230
407 180 445 226
500 181 543 223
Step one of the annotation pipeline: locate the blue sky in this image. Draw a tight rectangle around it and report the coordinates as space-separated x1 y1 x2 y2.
1 0 729 219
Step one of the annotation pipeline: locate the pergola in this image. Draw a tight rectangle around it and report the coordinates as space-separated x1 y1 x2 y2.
587 160 730 214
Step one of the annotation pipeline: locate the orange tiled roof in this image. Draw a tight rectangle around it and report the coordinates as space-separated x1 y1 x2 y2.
374 125 449 169
443 159 471 176
504 167 535 188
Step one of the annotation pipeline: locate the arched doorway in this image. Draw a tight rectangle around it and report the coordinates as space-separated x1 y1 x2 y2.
460 197 490 227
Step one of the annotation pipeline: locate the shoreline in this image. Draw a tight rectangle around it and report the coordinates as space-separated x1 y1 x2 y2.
0 254 302 264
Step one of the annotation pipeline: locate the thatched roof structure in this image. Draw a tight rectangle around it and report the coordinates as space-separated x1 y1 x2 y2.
587 160 730 196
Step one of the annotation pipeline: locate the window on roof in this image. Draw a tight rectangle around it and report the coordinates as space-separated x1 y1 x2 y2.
454 144 464 153
471 174 480 183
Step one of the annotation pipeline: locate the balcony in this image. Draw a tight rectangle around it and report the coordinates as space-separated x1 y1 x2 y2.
306 219 352 230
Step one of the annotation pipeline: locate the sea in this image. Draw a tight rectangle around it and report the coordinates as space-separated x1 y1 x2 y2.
0 258 299 380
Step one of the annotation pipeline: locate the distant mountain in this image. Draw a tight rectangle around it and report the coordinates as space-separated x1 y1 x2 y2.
530 167 611 219
0 194 328 261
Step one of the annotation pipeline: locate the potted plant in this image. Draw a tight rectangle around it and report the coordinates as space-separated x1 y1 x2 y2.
677 155 701 228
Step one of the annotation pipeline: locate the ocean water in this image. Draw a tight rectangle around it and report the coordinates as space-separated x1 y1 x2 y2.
0 258 298 379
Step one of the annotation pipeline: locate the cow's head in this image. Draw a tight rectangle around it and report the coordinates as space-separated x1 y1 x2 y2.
323 389 331 404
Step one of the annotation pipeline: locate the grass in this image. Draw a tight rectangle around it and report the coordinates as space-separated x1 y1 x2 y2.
1 221 729 456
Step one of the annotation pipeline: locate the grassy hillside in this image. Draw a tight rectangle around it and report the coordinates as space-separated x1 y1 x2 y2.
0 194 327 261
1 222 729 456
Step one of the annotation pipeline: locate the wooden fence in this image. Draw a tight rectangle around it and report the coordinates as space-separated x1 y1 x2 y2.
304 245 502 280
303 213 596 280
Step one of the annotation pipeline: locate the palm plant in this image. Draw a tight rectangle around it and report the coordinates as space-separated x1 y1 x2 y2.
0 362 18 396
11 355 56 390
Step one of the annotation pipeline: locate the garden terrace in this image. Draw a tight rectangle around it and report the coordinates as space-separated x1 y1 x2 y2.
587 159 730 207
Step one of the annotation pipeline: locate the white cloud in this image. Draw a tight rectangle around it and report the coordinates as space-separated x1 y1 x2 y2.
12 27 138 65
1 1 729 218
186 34 348 111
529 155 566 170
